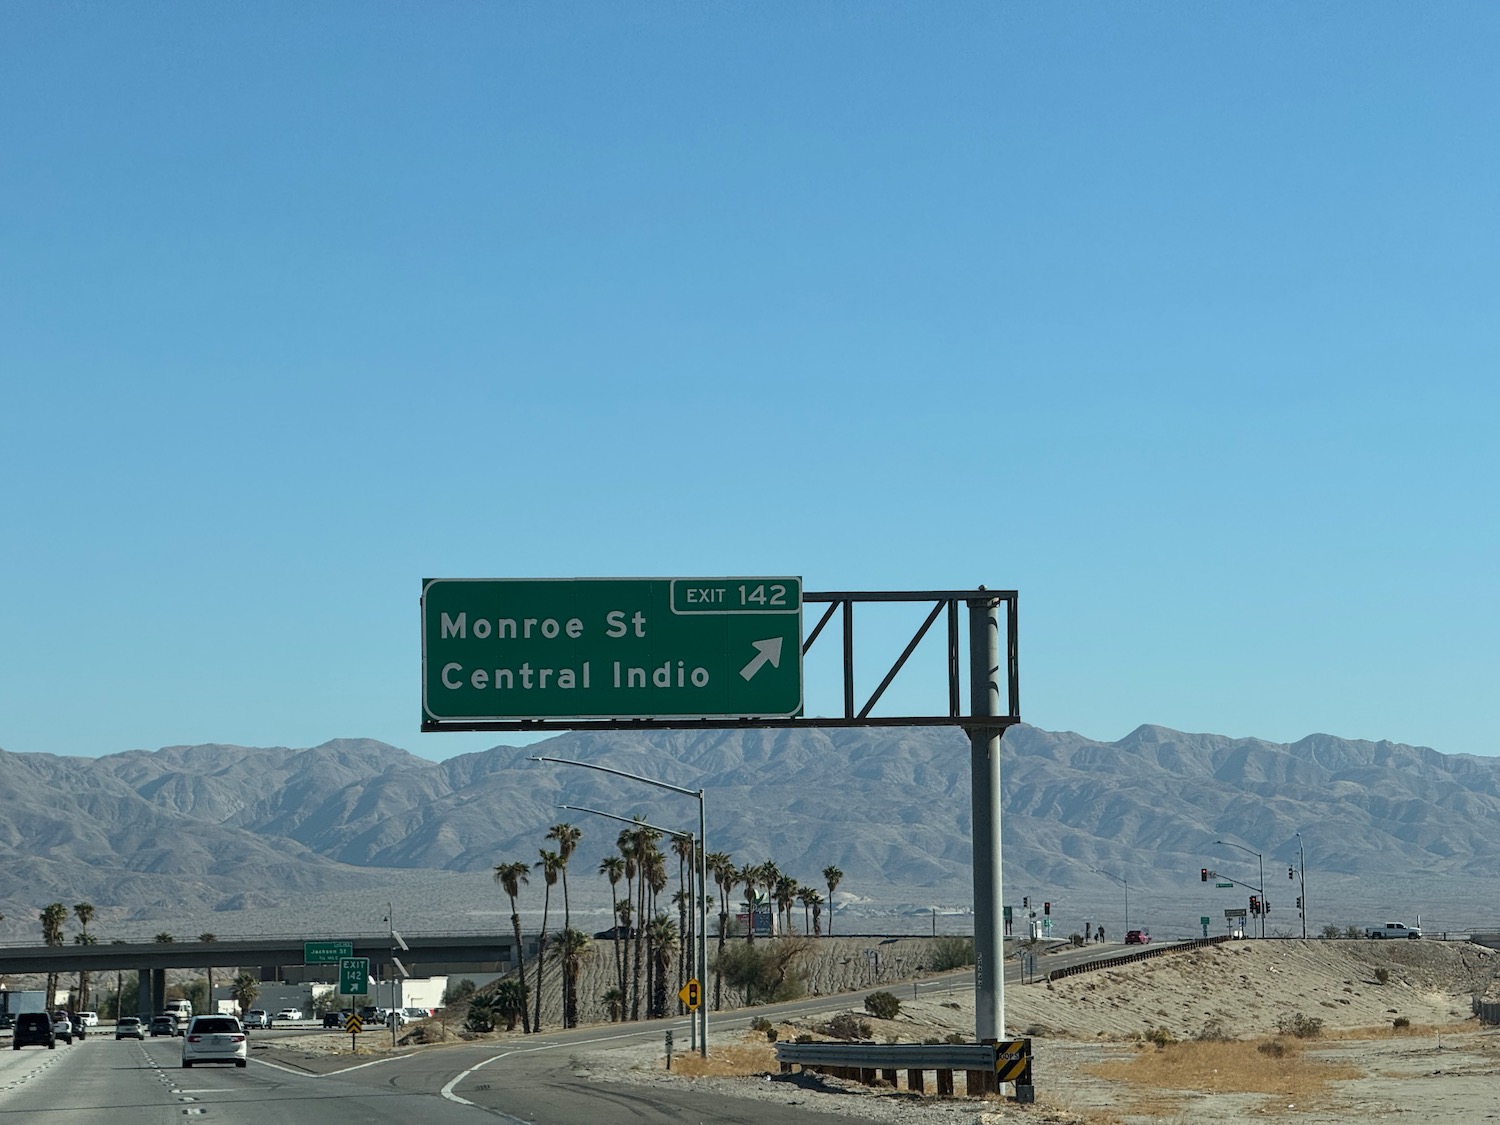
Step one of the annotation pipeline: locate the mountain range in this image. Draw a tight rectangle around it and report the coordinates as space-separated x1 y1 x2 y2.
3 723 1498 934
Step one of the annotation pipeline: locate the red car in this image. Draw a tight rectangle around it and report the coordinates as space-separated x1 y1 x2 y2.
1124 929 1151 945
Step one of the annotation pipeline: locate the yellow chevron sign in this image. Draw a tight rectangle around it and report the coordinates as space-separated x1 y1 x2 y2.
994 1037 1031 1081
345 1014 363 1034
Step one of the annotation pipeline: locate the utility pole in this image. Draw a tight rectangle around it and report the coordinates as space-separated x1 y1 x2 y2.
1216 840 1265 939
1294 832 1307 939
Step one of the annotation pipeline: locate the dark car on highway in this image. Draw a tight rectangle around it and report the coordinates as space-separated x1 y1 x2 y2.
13 1012 56 1050
150 1015 179 1037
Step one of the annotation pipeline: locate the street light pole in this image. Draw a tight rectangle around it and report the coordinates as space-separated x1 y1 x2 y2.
1215 840 1265 939
1295 832 1307 939
534 756 709 1059
1091 868 1128 938
388 902 397 1049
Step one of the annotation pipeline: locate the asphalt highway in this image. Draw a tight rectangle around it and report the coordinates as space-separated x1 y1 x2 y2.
0 943 1157 1124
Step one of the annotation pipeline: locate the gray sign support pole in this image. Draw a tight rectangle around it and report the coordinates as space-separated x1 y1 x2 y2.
699 794 709 1058
969 595 1005 1042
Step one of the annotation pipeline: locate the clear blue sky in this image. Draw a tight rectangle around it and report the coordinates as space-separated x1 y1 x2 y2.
3 2 1495 761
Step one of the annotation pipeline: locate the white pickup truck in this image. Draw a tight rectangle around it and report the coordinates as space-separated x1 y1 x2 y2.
1365 922 1421 939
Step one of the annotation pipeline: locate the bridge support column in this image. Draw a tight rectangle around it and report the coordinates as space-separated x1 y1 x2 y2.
137 969 152 1020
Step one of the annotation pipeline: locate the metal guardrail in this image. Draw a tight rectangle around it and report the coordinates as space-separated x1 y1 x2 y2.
1046 935 1230 982
774 1038 1033 1101
776 1041 999 1071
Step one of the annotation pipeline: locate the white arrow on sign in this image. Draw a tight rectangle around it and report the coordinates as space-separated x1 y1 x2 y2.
739 637 784 681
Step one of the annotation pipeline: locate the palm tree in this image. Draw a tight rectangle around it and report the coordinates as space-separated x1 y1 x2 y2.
73 903 96 1012
707 852 737 1009
797 886 820 936
154 932 175 943
774 874 798 936
810 890 825 936
737 862 760 944
545 824 581 1024
554 927 592 1028
601 985 625 1023
670 834 696 1003
598 855 626 997
754 862 781 935
616 827 639 1018
533 849 562 1033
230 971 259 1019
41 903 66 1009
624 820 661 1020
492 978 527 1031
492 860 532 1034
199 933 218 1017
642 847 668 1012
823 866 844 936
646 912 679 1019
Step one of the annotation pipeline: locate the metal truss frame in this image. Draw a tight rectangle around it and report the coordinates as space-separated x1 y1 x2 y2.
422 588 1018 734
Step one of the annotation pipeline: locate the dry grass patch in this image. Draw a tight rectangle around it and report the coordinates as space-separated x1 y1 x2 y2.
667 1040 777 1077
1088 1037 1361 1105
1320 1022 1449 1040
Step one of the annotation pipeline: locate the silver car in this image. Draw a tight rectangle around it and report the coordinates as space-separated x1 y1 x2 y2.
115 1017 144 1040
181 1015 247 1068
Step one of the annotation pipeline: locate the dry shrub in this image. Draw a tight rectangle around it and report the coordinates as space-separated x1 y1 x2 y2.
1196 1019 1232 1042
1276 1011 1325 1039
822 1012 872 1040
1089 1037 1359 1103
1144 1026 1176 1048
670 1041 777 1077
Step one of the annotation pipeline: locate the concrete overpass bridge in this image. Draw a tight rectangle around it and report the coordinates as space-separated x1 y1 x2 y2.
0 932 520 1020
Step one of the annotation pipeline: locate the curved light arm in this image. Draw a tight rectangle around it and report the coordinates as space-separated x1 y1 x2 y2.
1214 839 1262 861
557 803 691 841
531 755 702 799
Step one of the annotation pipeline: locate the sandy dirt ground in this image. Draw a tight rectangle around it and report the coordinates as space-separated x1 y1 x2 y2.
568 939 1500 1124
261 939 1500 1123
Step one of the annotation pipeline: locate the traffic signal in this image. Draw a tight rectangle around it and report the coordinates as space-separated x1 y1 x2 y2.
1289 866 1295 880
1023 897 1029 909
1296 897 1302 909
1044 902 1051 916
1201 868 1208 882
1250 895 1260 915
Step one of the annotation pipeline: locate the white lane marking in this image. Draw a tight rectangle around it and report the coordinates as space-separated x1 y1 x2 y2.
436 1026 693 1114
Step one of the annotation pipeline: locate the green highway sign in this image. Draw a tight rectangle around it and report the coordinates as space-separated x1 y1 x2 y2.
1215 882 1233 889
1200 916 1211 925
304 941 354 964
339 957 370 995
422 578 803 722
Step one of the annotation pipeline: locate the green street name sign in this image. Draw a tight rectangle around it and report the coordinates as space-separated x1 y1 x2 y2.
339 957 370 996
422 578 803 722
304 941 354 964
1215 882 1234 889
